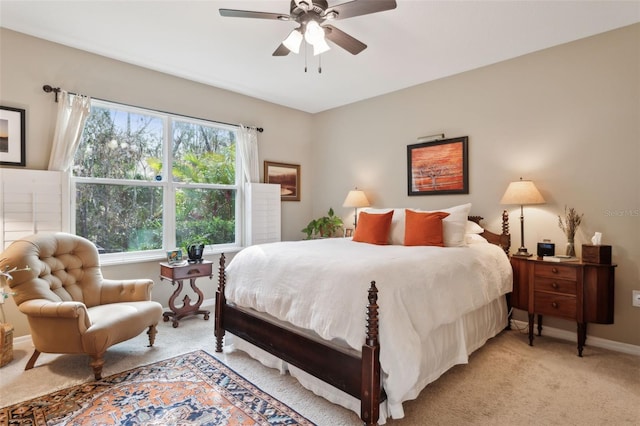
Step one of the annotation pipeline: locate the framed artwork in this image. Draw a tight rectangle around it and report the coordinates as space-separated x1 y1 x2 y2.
407 136 468 196
0 106 26 167
264 161 301 201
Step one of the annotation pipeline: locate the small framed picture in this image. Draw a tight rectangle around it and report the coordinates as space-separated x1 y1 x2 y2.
344 228 354 238
166 249 183 265
0 106 26 167
264 161 301 201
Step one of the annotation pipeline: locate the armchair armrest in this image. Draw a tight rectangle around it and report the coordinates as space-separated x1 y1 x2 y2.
18 299 91 331
100 278 154 304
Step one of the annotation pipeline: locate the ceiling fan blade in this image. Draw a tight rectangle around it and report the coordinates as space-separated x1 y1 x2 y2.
219 9 290 20
324 25 367 55
273 43 291 56
326 0 397 20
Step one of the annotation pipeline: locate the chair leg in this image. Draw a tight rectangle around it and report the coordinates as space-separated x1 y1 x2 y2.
147 324 157 347
25 349 41 370
90 353 105 380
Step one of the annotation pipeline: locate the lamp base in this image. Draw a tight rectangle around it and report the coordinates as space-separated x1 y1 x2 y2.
512 247 533 257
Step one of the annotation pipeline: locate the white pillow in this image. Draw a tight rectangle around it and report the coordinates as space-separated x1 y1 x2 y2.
360 208 407 245
466 233 489 244
465 220 484 234
424 203 471 247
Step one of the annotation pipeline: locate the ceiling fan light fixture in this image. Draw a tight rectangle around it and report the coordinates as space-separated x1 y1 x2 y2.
283 29 303 54
312 37 331 56
304 20 324 44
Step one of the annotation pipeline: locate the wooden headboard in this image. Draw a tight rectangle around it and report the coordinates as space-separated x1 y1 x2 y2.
469 210 511 255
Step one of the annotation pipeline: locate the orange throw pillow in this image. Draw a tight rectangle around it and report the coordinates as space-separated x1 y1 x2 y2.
352 211 394 245
404 209 450 246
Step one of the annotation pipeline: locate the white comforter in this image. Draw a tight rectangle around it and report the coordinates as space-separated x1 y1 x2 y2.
225 238 512 414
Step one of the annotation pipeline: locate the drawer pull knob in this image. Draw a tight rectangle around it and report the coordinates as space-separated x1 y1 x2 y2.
187 268 201 275
551 302 558 309
551 282 559 289
552 267 558 273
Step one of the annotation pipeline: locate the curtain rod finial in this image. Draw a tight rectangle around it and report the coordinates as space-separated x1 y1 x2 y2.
43 84 61 102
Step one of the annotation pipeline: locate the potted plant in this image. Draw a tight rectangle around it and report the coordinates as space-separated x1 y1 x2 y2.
302 208 344 239
184 236 209 263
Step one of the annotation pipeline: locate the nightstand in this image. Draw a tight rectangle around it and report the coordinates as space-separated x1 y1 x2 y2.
510 256 615 356
160 261 213 327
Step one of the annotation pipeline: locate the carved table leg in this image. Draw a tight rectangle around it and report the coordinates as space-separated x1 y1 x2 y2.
537 314 543 336
577 322 587 357
528 313 535 346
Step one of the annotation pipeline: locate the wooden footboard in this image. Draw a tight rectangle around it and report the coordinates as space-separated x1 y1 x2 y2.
215 253 383 425
215 212 510 426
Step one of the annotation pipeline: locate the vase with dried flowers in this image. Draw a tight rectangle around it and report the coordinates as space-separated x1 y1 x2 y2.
558 206 584 257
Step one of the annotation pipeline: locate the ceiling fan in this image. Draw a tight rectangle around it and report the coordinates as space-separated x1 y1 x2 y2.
219 0 397 57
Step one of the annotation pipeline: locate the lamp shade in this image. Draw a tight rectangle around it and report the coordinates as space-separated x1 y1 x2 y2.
343 190 370 208
283 29 303 54
500 179 545 205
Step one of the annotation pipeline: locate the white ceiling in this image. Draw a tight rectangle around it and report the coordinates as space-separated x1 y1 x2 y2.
1 1 639 113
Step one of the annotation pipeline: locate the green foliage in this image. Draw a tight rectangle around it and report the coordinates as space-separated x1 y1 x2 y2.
302 208 344 239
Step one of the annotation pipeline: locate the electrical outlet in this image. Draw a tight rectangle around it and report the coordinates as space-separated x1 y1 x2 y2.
633 290 640 308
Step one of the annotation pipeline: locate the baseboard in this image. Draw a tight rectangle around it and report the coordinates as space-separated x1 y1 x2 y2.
512 319 640 356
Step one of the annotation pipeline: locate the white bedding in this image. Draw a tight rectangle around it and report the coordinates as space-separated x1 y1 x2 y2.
224 238 513 420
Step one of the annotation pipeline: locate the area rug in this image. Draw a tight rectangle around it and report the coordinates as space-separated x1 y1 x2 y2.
1 350 315 425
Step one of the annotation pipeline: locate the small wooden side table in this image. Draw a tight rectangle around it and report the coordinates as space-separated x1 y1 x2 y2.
160 260 212 328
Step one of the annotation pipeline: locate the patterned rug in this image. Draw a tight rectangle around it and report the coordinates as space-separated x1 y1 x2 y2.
1 350 315 425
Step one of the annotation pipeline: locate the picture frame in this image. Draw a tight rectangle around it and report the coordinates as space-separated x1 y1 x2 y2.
0 106 26 167
166 249 183 265
407 136 468 196
264 161 301 201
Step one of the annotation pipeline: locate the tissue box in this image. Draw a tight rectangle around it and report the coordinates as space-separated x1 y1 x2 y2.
582 244 612 264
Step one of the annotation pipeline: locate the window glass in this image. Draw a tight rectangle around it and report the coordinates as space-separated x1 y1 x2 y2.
74 105 163 180
75 183 163 253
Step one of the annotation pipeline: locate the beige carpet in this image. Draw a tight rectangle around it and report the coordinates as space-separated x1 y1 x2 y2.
1 302 639 425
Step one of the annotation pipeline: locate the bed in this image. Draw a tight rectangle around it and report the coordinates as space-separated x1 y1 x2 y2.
215 204 511 425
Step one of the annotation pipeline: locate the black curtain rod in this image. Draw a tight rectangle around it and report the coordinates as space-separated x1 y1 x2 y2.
42 84 264 133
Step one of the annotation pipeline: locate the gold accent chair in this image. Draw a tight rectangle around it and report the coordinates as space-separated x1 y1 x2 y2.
0 232 162 379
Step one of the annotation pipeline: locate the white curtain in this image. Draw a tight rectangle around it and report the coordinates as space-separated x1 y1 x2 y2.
47 91 91 171
237 125 259 183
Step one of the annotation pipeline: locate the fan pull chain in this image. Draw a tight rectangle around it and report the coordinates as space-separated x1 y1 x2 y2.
304 42 308 73
318 54 322 73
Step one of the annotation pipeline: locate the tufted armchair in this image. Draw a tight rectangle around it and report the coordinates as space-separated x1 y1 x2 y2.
0 232 163 379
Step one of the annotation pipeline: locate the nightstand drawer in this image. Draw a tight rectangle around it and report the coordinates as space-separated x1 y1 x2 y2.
161 262 213 280
534 277 576 295
534 263 577 281
534 292 576 318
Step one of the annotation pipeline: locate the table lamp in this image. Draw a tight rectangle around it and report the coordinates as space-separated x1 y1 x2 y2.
342 188 370 228
500 178 545 257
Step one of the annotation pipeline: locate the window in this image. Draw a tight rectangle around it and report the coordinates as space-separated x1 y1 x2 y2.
72 100 241 262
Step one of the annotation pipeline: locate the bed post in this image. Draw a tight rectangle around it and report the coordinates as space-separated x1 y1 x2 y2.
215 253 226 353
361 281 380 426
501 209 511 256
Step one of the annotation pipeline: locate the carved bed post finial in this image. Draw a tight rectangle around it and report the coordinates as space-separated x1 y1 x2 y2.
502 209 509 235
501 210 511 256
366 281 379 346
215 253 227 352
361 280 381 425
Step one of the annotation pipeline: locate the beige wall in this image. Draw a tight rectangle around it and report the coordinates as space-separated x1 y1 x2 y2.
1 24 639 346
311 24 640 346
